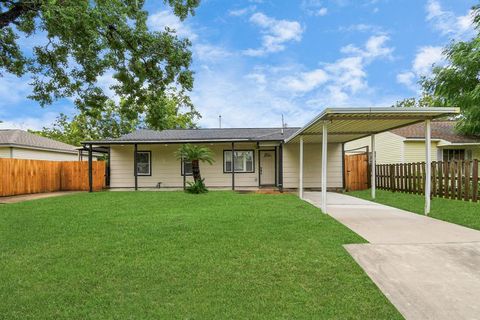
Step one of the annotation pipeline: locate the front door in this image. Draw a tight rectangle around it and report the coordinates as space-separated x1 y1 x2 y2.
259 150 276 186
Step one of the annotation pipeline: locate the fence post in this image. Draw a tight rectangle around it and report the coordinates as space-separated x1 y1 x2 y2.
457 161 463 200
88 144 93 193
473 159 478 203
390 164 395 192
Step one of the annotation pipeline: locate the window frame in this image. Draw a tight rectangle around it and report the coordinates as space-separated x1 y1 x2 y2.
223 149 255 173
136 151 152 176
442 149 466 162
181 159 193 176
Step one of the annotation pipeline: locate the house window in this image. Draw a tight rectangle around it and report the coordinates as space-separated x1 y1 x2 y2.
224 150 254 173
442 149 468 161
181 160 193 176
136 151 151 176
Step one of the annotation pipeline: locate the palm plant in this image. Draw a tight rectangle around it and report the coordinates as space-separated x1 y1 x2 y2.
175 144 215 183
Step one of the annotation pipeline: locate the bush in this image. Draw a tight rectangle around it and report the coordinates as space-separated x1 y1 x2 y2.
185 179 208 194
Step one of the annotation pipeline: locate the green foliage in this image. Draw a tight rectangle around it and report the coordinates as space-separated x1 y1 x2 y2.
31 99 138 145
31 95 199 146
393 95 436 108
175 144 215 164
175 144 214 183
0 0 200 116
185 178 208 194
396 4 480 136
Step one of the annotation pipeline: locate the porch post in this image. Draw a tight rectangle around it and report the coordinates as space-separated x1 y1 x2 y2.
371 134 376 199
134 143 138 191
299 136 304 199
321 121 328 213
231 142 235 190
88 144 93 192
425 119 431 215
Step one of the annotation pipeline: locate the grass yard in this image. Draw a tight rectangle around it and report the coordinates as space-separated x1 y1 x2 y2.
0 191 402 319
348 189 480 231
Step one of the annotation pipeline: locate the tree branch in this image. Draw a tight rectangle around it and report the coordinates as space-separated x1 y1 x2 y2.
0 1 38 29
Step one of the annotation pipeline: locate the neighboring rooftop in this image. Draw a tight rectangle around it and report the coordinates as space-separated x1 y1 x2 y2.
87 127 300 144
390 121 479 144
0 129 78 153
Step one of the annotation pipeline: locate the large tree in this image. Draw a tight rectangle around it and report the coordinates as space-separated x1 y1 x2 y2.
32 95 199 145
396 5 480 136
0 0 200 122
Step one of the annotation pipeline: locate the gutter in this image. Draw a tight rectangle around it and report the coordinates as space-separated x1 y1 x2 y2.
0 143 78 154
82 138 289 146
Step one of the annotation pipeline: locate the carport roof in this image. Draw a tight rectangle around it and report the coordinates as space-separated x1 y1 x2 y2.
285 107 460 144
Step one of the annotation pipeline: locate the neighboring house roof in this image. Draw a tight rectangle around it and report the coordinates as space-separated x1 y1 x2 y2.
390 121 479 144
86 127 300 144
0 129 78 153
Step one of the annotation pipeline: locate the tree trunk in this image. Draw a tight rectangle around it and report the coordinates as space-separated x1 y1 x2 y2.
192 159 201 182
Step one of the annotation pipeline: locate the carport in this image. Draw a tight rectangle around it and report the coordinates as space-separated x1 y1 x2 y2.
285 107 459 214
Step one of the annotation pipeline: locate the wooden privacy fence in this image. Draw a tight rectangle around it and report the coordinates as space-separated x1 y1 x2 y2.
0 159 105 197
376 159 479 202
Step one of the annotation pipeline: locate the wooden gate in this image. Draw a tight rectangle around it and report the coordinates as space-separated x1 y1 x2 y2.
344 153 369 191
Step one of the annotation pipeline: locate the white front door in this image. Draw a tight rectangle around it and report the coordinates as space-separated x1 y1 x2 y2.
259 150 275 185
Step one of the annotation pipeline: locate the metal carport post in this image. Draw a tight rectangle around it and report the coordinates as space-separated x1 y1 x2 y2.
371 134 376 199
425 119 432 215
321 121 328 213
299 136 304 199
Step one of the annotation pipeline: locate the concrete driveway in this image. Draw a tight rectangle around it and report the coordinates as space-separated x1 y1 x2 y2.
304 192 480 320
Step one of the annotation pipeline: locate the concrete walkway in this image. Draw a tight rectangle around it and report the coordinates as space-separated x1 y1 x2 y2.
303 192 480 320
0 191 82 204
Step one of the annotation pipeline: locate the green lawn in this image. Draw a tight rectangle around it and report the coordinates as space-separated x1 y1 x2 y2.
0 191 402 319
348 189 480 231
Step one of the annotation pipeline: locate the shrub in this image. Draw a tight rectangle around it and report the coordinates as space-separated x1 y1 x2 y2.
185 179 208 194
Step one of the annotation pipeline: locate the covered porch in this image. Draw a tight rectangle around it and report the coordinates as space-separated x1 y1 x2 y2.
286 107 459 215
83 141 285 191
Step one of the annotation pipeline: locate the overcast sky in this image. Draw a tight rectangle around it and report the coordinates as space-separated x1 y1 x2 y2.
0 0 475 130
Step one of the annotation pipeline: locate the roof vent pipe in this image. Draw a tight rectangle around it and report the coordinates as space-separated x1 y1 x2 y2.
219 115 222 128
281 114 285 135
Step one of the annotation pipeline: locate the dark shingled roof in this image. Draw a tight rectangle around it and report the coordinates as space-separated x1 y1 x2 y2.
390 121 479 143
0 129 78 153
89 127 300 144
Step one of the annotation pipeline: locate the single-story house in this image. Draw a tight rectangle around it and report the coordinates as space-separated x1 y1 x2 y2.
84 107 459 214
345 120 480 163
0 129 100 161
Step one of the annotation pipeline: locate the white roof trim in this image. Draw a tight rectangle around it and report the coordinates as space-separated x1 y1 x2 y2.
285 107 460 143
0 143 78 154
438 142 480 147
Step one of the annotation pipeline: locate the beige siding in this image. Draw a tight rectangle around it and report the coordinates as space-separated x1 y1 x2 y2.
472 147 480 160
404 141 438 163
345 131 405 164
8 147 78 161
110 143 261 188
283 143 343 189
0 147 12 158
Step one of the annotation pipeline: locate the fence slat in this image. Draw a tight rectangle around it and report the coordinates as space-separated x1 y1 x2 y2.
464 160 470 202
450 162 456 200
457 161 463 200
